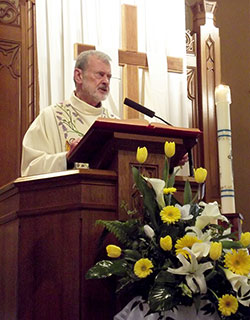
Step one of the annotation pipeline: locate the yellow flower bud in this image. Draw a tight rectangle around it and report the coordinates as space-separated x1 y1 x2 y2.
164 141 175 158
160 235 172 251
209 242 222 260
240 232 250 247
194 167 207 183
136 146 148 164
106 244 122 258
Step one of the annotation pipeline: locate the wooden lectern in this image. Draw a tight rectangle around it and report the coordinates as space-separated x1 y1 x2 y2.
0 119 201 320
69 118 201 220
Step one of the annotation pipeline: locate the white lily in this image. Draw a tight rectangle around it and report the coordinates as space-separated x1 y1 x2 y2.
224 269 250 307
191 242 210 259
195 201 228 230
186 226 213 242
184 227 211 259
144 177 165 208
175 204 193 220
167 247 213 294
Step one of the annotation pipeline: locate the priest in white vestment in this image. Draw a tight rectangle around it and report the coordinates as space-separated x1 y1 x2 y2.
21 50 116 176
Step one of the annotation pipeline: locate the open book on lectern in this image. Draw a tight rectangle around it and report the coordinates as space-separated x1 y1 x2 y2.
68 117 202 171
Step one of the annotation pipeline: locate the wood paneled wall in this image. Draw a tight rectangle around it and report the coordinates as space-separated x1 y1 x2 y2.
0 0 38 188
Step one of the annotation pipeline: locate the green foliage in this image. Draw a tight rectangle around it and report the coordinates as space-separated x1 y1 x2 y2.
184 180 192 204
95 219 140 246
132 167 160 230
86 259 128 279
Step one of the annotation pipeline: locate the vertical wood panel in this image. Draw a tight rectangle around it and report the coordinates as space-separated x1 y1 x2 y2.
121 4 140 119
0 0 38 187
191 1 221 203
0 220 19 320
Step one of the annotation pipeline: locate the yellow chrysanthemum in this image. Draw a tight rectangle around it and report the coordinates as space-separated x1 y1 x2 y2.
163 187 177 195
209 242 222 261
160 235 172 251
218 294 238 316
194 167 207 183
164 141 175 158
134 258 154 278
175 235 202 258
106 245 122 258
240 232 250 247
136 146 148 164
224 249 250 276
160 206 181 224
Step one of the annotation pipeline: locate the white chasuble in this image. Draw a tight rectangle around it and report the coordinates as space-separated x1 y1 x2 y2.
21 93 116 176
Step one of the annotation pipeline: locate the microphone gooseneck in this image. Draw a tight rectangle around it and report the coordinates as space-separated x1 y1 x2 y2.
123 97 193 176
123 97 172 126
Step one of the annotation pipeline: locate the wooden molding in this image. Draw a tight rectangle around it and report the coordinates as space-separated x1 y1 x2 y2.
0 40 21 78
0 0 20 25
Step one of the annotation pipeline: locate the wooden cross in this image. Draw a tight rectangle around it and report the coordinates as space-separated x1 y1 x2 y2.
74 4 183 119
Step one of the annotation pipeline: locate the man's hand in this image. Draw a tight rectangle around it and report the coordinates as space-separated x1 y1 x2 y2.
178 153 189 167
66 138 81 160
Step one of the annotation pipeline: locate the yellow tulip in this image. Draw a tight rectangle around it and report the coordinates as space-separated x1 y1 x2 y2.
136 146 148 163
164 141 175 158
160 235 172 251
209 242 222 261
106 244 122 258
194 167 207 183
240 232 250 247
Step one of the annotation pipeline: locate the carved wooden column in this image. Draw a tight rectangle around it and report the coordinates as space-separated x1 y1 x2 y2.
191 0 221 203
0 0 38 187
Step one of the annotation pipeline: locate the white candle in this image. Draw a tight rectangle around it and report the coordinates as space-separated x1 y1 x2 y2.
215 85 235 213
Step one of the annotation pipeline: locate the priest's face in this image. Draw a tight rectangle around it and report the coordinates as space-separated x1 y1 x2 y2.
75 55 111 107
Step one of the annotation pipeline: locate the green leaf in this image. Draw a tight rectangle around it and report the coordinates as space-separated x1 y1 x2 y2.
155 270 176 284
184 180 192 204
168 167 180 188
86 260 114 279
132 166 145 194
95 219 139 245
110 259 128 276
132 166 160 230
148 286 176 312
123 249 142 262
86 259 128 279
221 240 242 249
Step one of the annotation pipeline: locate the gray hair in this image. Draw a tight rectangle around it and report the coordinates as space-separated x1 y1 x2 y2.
75 50 112 71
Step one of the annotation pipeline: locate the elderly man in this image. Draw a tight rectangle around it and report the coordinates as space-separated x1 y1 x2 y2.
21 50 116 176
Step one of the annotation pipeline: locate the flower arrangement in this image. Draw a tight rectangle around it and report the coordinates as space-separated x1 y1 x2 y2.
86 141 250 319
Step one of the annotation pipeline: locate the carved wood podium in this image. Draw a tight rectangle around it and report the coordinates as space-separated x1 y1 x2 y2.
0 120 201 320
69 119 202 220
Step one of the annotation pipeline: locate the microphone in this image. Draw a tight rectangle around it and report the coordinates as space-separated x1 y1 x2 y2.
123 97 194 176
123 97 172 126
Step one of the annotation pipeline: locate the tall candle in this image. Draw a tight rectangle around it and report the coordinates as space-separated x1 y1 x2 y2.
215 85 235 213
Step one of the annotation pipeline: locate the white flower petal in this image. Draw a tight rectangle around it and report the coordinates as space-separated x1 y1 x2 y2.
143 225 155 239
145 177 165 208
176 204 193 220
191 242 210 259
